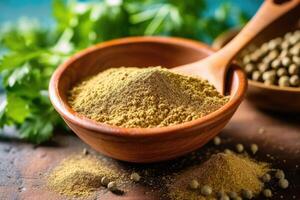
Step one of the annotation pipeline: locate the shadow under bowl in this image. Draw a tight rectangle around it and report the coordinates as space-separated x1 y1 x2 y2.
49 37 247 163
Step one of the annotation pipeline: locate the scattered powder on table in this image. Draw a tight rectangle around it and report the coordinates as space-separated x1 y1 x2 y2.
168 153 269 200
47 155 124 196
68 67 229 128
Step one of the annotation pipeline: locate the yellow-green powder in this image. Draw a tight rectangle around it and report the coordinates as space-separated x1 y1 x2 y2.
47 155 123 196
168 153 269 200
68 67 229 128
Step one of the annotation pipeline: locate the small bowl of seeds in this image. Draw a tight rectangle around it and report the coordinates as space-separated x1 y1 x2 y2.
213 10 300 112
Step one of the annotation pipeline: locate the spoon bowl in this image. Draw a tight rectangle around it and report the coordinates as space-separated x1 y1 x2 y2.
212 6 300 113
49 37 247 163
173 0 298 94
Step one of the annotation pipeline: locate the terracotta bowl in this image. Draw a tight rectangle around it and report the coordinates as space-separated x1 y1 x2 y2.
49 37 247 163
213 6 300 113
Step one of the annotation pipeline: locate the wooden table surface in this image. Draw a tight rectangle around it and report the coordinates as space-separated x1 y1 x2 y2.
0 100 299 200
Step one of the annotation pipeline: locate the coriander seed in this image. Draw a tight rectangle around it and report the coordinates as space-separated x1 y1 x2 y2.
281 57 291 67
250 144 258 154
228 191 238 198
189 179 199 190
224 149 232 154
288 64 299 75
107 181 117 192
200 185 212 196
262 70 276 81
281 41 290 49
268 50 279 61
130 172 141 182
260 43 269 53
290 75 300 86
262 56 272 64
243 55 251 64
263 189 272 198
268 39 280 50
242 189 253 199
277 68 288 76
213 136 221 146
245 63 255 74
101 176 110 186
289 36 299 46
278 179 289 189
292 56 300 65
261 173 271 183
280 49 290 58
236 144 244 153
271 59 281 69
275 170 285 179
278 76 290 87
267 50 279 60
258 63 269 72
250 53 259 62
252 71 262 81
284 32 292 40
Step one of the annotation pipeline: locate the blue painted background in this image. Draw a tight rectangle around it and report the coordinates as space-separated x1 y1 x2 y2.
0 0 262 25
0 0 52 24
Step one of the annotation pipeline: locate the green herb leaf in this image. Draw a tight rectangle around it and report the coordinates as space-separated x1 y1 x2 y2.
6 64 30 87
20 116 54 144
0 51 42 71
6 93 30 123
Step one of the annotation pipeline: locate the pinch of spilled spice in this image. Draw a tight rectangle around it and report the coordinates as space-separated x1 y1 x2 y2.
47 155 124 196
167 153 269 200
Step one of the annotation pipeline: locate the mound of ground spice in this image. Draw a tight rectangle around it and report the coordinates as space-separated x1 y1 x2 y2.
68 67 228 128
47 155 124 196
168 153 269 200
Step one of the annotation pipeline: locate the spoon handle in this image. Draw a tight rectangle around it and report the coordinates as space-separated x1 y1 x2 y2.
173 0 299 94
217 0 299 65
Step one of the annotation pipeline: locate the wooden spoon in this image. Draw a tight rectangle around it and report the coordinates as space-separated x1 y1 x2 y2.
173 0 299 94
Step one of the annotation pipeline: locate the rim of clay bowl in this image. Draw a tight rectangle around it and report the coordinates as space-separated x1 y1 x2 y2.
49 36 247 138
249 79 300 92
213 28 300 93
